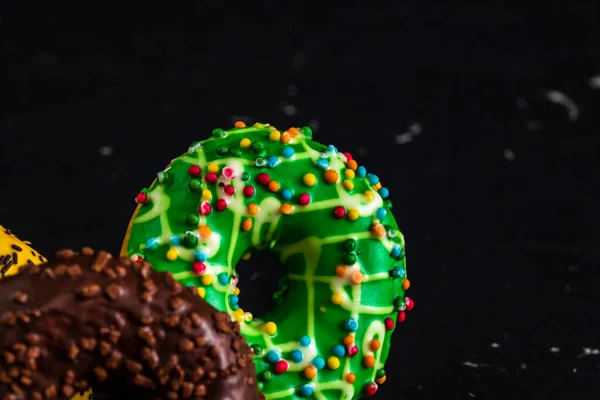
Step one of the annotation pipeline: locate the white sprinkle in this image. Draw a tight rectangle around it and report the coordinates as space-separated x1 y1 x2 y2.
98 146 114 157
549 346 560 353
408 122 422 134
516 97 528 109
461 361 479 368
503 148 516 161
545 90 579 122
293 53 306 68
490 342 500 348
287 85 298 96
520 363 527 370
589 75 600 89
396 132 413 144
573 368 577 373
578 347 600 358
357 146 368 156
283 104 297 116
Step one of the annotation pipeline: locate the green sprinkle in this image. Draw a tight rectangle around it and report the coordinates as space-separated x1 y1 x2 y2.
230 147 242 157
212 128 225 138
393 296 403 310
300 126 312 137
260 371 272 382
251 141 265 154
251 344 263 355
182 233 198 248
217 145 229 155
241 172 250 181
185 214 199 226
157 170 170 184
343 253 357 265
376 368 386 379
188 179 202 192
343 239 357 252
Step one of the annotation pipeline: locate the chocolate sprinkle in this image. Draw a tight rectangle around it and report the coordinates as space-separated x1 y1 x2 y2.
0 249 263 400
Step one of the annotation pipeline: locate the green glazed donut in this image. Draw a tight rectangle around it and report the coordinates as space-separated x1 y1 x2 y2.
121 122 413 399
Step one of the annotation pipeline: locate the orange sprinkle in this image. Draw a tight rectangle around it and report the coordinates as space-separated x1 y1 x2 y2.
304 366 317 379
369 339 381 351
350 270 364 285
234 121 246 128
280 203 293 215
363 354 376 368
247 203 259 215
343 335 354 346
335 265 347 277
198 225 212 239
288 127 300 136
268 180 280 192
346 159 358 171
371 223 386 237
323 169 339 184
402 279 411 290
376 375 387 384
345 372 356 383
280 132 291 144
241 218 253 232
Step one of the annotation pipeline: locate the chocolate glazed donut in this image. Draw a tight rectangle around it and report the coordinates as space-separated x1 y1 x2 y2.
0 248 264 400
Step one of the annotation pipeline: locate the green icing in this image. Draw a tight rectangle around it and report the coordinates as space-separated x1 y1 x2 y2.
122 123 411 400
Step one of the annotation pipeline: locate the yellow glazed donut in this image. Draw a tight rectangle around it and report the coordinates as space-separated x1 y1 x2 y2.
0 225 93 400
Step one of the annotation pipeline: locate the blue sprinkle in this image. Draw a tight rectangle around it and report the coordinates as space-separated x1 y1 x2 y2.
326 144 338 153
194 250 208 262
145 237 160 250
266 350 281 363
343 318 359 332
229 295 239 306
267 156 280 168
231 304 240 310
367 173 380 185
390 245 402 258
356 166 367 178
169 235 181 246
312 357 325 370
392 266 405 278
316 158 330 170
379 187 389 198
282 146 295 158
299 336 311 347
375 207 387 220
297 384 314 397
290 350 303 363
281 189 293 201
217 273 230 286
332 345 345 358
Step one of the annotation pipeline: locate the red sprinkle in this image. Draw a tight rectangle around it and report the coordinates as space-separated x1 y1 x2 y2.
243 185 255 197
224 184 235 196
363 382 378 396
343 152 353 161
215 199 227 211
298 193 311 206
405 297 414 311
188 165 201 177
333 206 346 219
274 360 289 374
384 317 394 331
192 262 206 274
199 202 212 216
205 173 218 184
257 173 271 185
398 311 406 323
136 193 148 204
347 345 359 357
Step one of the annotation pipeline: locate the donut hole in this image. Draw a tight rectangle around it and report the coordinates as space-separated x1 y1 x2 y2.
236 249 287 318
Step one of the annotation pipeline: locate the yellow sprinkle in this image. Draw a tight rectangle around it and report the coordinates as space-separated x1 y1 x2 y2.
240 138 252 148
233 308 245 322
166 248 178 261
331 292 344 305
233 287 240 296
280 203 293 215
199 225 212 239
347 209 360 221
280 131 291 144
327 357 340 369
241 218 253 232
264 321 277 335
247 203 259 215
197 287 206 298
344 169 355 179
268 180 280 192
242 252 252 260
201 189 212 201
374 182 382 190
303 173 316 187
364 190 375 202
207 163 219 173
304 366 317 379
244 312 253 322
201 274 213 286
343 179 354 191
269 130 281 141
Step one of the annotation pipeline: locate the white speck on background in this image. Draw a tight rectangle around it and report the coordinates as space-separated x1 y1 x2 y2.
396 133 413 144
545 90 579 121
490 343 500 348
578 347 600 358
520 363 527 369
573 368 577 373
461 361 479 368
287 85 298 96
99 146 114 157
409 122 422 134
468 393 476 398
283 104 297 116
589 75 600 89
503 148 516 161
357 146 367 156
549 346 560 353
396 121 423 145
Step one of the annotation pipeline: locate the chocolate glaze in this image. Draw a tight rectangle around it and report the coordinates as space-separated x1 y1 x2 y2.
0 248 264 400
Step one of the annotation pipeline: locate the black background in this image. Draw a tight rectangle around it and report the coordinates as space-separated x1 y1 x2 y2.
1 2 599 399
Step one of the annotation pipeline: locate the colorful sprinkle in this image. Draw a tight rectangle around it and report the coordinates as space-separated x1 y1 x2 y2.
224 184 235 196
345 372 356 383
312 357 325 370
369 339 381 351
323 169 339 184
201 274 213 286
264 321 277 335
343 239 357 251
367 174 380 185
298 193 311 206
371 223 386 237
398 311 406 322
188 165 201 177
257 173 270 185
379 187 390 198
205 172 218 184
344 318 359 332
331 292 344 305
217 272 229 285
192 262 206 274
199 202 212 216
243 185 255 197
347 344 359 357
166 248 178 261
332 345 345 357
300 336 311 347
326 144 338 153
327 357 340 369
240 138 251 148
197 287 205 297
241 218 253 232
384 317 395 330
364 382 378 396
347 159 358 171
282 146 295 158
268 180 280 192
402 279 411 290
207 163 219 173
280 203 293 215
343 179 354 191
267 156 280 168
297 384 314 397
304 366 317 379
269 130 281 141
347 208 360 221
198 225 212 239
281 189 293 200
194 250 207 262
364 190 375 202
391 245 403 258
316 158 330 170
182 232 198 248
391 266 405 278
185 213 200 226
201 189 212 201
333 206 346 219
234 121 246 128
344 168 355 179
303 173 317 187
215 199 227 211
356 166 367 177
280 131 291 144
291 350 303 363
375 207 387 220
247 203 259 215
266 350 281 363
343 253 357 265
